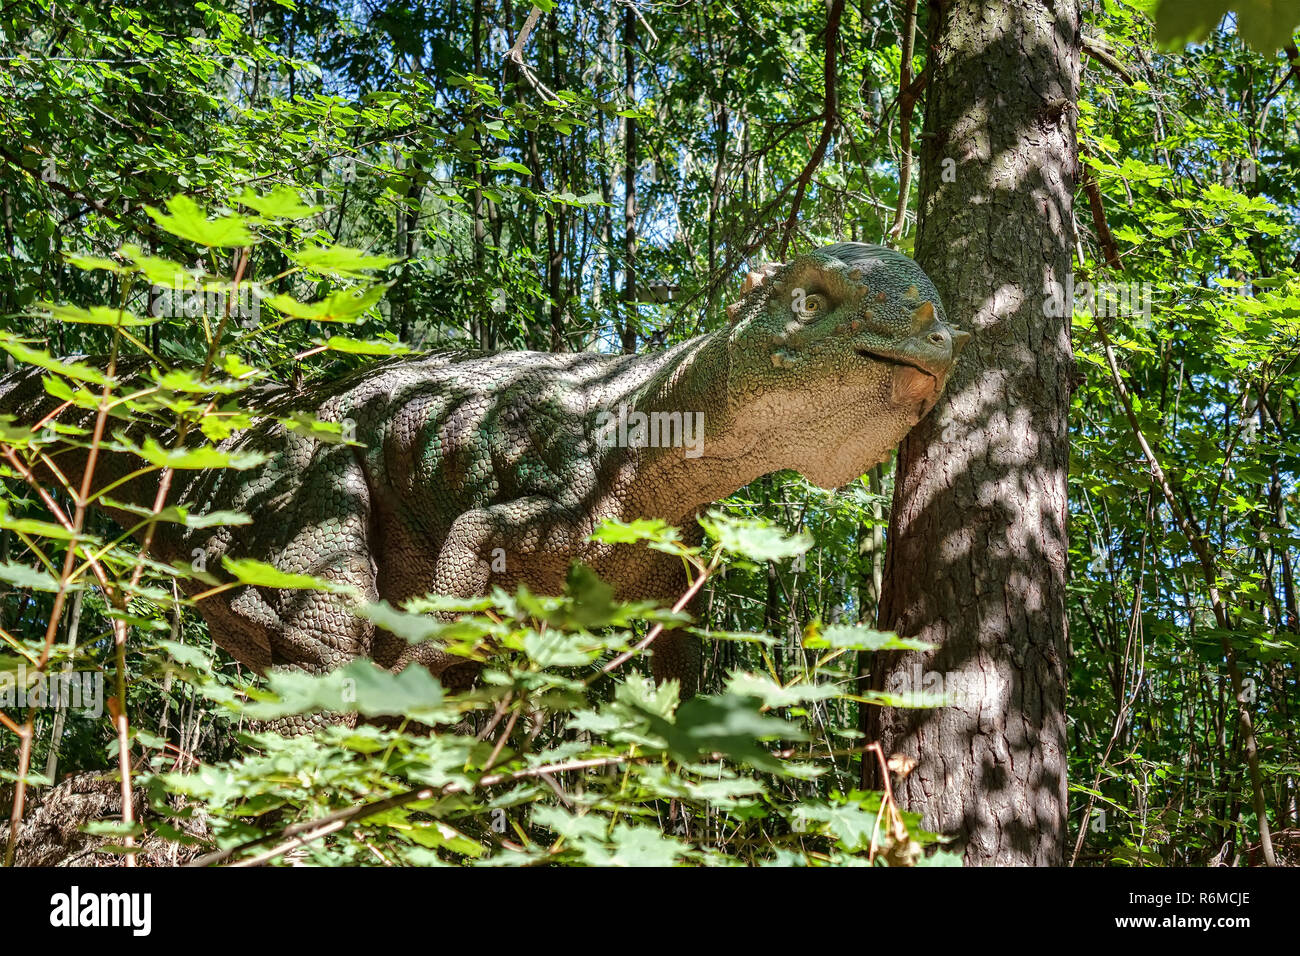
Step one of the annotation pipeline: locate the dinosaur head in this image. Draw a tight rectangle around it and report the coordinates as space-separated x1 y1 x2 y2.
722 241 969 488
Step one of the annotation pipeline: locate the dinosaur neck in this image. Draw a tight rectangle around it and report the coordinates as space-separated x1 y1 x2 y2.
604 330 801 525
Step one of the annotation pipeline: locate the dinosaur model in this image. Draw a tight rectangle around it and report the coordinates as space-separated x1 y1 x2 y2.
1 241 967 710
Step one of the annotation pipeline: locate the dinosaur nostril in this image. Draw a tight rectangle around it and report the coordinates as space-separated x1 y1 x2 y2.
928 331 946 347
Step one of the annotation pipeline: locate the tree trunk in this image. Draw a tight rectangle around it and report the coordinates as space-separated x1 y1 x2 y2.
620 4 638 355
858 463 885 789
867 0 1079 866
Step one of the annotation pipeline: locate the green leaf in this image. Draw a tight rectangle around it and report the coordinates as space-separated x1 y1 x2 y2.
0 501 80 540
222 557 359 595
488 160 533 177
38 302 158 327
802 622 932 653
590 517 681 547
521 629 602 668
698 511 813 561
0 561 64 592
146 195 256 247
0 338 111 385
135 438 266 470
354 600 445 643
289 245 400 278
795 800 882 851
323 335 410 355
64 252 126 273
245 659 444 719
236 185 322 220
152 368 247 395
120 245 195 287
637 693 807 773
99 499 251 529
264 284 389 322
724 671 840 708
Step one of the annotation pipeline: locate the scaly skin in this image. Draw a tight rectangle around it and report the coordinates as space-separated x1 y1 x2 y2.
0 241 967 718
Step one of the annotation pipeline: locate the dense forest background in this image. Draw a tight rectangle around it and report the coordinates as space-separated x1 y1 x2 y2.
0 0 1298 867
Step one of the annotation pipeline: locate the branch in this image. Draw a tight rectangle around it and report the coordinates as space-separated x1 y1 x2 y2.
617 0 657 50
887 0 919 245
1258 44 1300 130
1080 160 1123 270
777 0 845 259
502 5 557 101
1082 40 1136 86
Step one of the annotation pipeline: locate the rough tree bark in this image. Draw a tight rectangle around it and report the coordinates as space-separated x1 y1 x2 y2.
867 0 1079 866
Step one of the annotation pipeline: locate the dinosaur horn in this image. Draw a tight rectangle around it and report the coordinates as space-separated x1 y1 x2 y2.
741 261 784 296
910 301 936 332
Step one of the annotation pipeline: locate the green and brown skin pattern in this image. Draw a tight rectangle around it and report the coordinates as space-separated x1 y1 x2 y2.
2 241 967 710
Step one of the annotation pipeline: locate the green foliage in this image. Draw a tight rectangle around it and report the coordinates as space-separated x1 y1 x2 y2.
1155 0 1300 52
128 514 947 866
1066 0 1300 864
0 0 1296 868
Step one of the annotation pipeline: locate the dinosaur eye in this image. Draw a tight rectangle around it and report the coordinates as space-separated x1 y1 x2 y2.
801 293 827 315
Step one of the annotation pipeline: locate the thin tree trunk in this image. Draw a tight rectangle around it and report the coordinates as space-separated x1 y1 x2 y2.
43 589 85 783
621 4 638 354
471 0 491 349
858 463 885 788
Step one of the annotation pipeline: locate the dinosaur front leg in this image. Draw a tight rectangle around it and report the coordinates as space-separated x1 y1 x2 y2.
605 531 703 697
242 448 379 731
393 496 578 682
392 497 701 697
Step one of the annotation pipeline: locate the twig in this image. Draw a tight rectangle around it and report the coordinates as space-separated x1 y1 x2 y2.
592 552 717 680
777 0 845 259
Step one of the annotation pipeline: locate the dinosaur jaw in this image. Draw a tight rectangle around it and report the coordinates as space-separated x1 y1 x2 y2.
854 347 945 405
